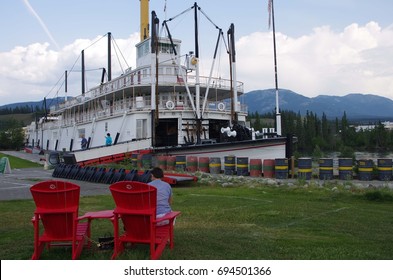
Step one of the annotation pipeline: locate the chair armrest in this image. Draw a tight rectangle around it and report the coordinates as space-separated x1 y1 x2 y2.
78 210 114 221
154 211 181 224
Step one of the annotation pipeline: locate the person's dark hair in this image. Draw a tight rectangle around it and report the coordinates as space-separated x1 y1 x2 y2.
107 133 110 136
151 167 164 179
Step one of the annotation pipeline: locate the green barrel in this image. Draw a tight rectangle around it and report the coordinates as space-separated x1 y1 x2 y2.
237 157 249 176
298 157 312 180
357 159 374 181
263 159 275 178
275 158 288 179
199 157 210 173
166 156 176 171
141 154 152 170
209 157 221 174
319 158 333 180
224 156 236 175
378 158 392 181
157 155 167 170
186 156 198 172
339 158 353 180
250 159 262 177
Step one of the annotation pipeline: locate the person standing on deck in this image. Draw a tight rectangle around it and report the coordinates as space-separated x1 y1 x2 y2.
105 133 112 146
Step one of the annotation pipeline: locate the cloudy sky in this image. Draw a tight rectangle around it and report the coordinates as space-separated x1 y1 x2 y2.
0 0 392 106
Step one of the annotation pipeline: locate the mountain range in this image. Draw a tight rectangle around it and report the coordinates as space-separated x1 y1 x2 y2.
1 90 393 121
243 89 393 120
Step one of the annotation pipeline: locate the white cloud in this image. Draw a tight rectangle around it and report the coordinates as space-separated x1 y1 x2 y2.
0 21 392 106
0 33 139 105
236 21 393 99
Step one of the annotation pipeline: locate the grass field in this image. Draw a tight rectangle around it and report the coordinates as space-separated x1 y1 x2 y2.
1 178 392 260
0 152 42 169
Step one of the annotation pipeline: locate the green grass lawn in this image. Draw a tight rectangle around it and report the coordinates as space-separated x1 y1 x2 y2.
1 180 392 260
0 152 42 169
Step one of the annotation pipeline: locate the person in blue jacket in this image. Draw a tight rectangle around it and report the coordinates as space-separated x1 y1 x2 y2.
105 133 112 146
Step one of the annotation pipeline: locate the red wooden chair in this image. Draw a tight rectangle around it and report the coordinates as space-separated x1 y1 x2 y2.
30 180 90 260
109 181 180 260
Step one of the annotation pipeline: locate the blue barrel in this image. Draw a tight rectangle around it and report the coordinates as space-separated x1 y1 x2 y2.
378 158 392 181
339 158 353 180
237 157 249 176
224 156 236 175
175 155 186 171
319 158 333 180
131 153 138 168
298 157 312 180
357 159 374 181
209 157 221 174
275 158 288 179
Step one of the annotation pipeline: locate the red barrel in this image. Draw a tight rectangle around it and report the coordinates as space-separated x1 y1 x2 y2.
157 155 167 170
250 159 262 177
198 157 210 173
166 156 176 171
263 159 275 178
137 154 143 170
187 156 198 172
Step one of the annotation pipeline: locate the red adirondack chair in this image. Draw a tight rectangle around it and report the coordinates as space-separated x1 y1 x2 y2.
110 181 180 260
30 180 90 260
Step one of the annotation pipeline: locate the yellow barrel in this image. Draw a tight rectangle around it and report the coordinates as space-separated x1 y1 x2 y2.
298 157 312 180
319 158 333 180
357 159 373 181
339 158 353 180
209 157 221 174
224 156 236 175
236 157 249 176
378 158 392 181
275 158 288 179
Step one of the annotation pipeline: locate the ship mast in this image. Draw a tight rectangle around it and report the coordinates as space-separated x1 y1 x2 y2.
268 0 282 136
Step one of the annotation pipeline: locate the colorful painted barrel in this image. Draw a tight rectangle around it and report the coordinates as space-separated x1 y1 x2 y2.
131 153 138 168
319 158 333 180
175 155 186 171
224 156 236 175
137 154 143 170
263 159 275 178
237 157 249 176
357 159 374 181
339 158 353 180
377 158 392 181
298 157 312 180
250 159 262 177
209 157 221 174
275 158 288 179
157 155 167 170
166 156 176 171
141 154 152 170
186 156 198 172
199 157 210 173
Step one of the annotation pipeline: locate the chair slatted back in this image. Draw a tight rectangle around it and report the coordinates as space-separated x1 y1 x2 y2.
110 181 157 242
30 181 80 239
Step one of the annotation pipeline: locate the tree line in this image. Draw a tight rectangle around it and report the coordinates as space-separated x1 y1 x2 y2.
0 105 44 115
249 110 393 158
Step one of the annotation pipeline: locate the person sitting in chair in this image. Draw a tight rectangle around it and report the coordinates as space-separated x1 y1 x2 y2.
148 167 173 225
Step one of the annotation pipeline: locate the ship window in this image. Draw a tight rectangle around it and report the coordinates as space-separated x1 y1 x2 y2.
105 122 108 132
136 119 147 139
